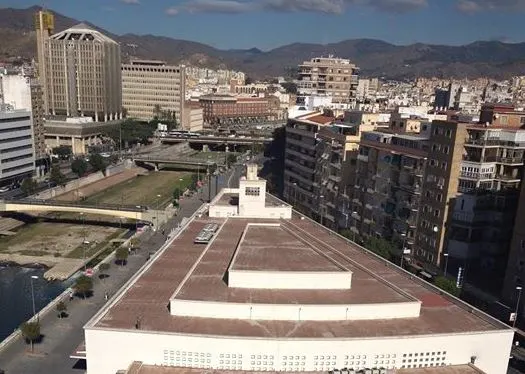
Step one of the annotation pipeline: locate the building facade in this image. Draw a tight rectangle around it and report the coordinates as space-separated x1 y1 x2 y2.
0 110 36 185
34 9 54 108
121 60 185 122
42 23 122 121
297 56 359 104
199 95 280 126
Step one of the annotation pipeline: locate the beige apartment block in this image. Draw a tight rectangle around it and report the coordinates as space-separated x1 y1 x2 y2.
297 56 359 104
122 60 185 122
42 23 122 121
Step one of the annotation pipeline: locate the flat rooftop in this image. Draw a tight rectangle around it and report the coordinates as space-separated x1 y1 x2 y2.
91 208 508 338
230 224 344 272
125 363 485 374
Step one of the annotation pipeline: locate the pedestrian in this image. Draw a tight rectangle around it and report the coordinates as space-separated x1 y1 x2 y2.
69 290 74 301
104 292 108 301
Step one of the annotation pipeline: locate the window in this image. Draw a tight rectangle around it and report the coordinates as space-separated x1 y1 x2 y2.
245 187 260 196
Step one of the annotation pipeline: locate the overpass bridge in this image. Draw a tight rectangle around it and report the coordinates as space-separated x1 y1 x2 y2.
133 155 221 168
161 135 273 146
0 199 167 226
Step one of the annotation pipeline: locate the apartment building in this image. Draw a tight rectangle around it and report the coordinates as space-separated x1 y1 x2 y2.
199 95 280 125
0 110 35 185
121 60 186 122
181 102 204 132
502 174 525 319
1 74 48 175
41 23 122 121
297 56 359 104
352 121 466 269
283 111 375 229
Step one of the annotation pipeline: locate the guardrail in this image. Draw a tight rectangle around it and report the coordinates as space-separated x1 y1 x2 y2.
2 198 148 212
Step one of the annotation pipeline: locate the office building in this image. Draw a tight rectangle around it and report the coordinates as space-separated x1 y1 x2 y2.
181 102 203 132
0 110 36 185
121 60 186 122
297 56 359 104
41 23 122 121
83 165 512 374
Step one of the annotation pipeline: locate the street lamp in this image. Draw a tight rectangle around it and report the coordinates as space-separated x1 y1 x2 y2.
319 195 325 226
443 253 449 277
30 275 38 321
514 286 523 328
156 194 161 230
433 226 439 233
400 233 407 268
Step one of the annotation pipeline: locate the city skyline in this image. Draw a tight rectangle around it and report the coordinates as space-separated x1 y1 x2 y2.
0 0 525 50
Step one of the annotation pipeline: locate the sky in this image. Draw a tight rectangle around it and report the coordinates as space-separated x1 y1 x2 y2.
1 0 525 50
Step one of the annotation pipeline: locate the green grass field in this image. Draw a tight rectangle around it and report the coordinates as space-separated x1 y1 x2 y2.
81 171 192 209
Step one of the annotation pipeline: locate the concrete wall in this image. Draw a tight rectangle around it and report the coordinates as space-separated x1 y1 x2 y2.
169 299 421 322
85 327 513 374
228 270 352 290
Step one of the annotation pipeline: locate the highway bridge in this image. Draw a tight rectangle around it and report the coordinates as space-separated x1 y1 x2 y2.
0 199 166 225
161 135 273 146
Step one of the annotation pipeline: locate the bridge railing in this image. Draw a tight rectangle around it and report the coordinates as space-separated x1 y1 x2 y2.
133 156 218 165
2 198 148 212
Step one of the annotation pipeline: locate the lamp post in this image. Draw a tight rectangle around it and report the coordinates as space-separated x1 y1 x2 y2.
514 286 523 328
319 195 325 226
156 194 161 230
30 275 38 321
292 183 297 207
444 253 449 277
399 233 408 269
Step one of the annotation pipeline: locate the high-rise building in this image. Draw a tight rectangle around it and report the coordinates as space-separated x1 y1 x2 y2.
297 56 359 104
0 109 36 185
121 60 185 122
34 10 54 107
41 23 122 121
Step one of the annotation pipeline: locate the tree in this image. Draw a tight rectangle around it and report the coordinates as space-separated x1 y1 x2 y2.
226 154 237 168
71 157 88 178
173 187 182 206
153 104 162 119
281 81 298 94
52 145 72 160
434 276 461 297
89 153 107 174
56 301 67 318
20 321 40 352
99 262 110 280
363 236 396 261
20 178 38 195
50 165 67 187
115 246 129 266
73 275 93 299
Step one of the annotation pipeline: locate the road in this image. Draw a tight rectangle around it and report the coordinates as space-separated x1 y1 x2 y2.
0 165 239 374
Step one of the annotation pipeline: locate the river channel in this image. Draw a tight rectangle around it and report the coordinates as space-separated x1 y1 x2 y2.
0 266 70 342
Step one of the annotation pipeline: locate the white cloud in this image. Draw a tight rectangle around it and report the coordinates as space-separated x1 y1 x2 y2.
165 0 427 16
457 0 525 12
120 0 140 4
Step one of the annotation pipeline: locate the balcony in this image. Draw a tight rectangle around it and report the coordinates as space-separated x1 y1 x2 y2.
498 174 521 182
498 156 523 165
465 138 500 147
329 174 342 183
459 171 495 180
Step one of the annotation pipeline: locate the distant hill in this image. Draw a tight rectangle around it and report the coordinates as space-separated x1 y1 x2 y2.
1 6 525 80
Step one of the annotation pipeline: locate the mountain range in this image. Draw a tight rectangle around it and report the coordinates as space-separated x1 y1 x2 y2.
1 6 525 80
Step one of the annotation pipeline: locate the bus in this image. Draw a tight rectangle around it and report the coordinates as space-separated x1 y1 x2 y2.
168 130 201 138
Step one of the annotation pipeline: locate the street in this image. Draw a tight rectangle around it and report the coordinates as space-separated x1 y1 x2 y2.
0 164 239 374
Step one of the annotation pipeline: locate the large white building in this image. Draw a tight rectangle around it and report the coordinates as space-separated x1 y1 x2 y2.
83 165 513 374
0 110 36 185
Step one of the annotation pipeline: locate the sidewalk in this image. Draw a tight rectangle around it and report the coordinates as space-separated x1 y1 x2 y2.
0 166 233 374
